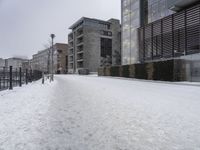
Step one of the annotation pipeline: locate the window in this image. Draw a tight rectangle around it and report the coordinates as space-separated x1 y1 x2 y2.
101 38 112 58
100 31 112 36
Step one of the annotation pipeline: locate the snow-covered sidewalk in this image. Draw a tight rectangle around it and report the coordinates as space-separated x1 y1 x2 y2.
0 75 200 150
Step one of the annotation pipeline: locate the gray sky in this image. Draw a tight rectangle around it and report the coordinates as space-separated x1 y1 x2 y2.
0 0 121 59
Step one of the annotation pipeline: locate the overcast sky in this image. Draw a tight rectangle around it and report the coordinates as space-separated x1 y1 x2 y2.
0 0 121 59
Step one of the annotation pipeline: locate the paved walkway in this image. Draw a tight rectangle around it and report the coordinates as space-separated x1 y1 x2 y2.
0 75 200 150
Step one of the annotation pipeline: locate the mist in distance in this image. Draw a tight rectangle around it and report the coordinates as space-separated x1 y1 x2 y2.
0 0 120 59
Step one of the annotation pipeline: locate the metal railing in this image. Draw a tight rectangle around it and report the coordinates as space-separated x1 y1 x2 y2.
0 66 42 91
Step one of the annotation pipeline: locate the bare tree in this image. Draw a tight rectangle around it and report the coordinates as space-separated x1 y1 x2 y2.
43 39 52 75
100 55 112 67
113 50 121 66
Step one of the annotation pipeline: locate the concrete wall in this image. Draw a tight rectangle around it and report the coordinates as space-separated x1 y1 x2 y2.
108 19 121 66
84 26 101 72
98 58 200 82
178 53 200 82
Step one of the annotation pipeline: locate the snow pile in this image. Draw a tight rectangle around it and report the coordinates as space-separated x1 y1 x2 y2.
0 75 200 150
0 80 57 149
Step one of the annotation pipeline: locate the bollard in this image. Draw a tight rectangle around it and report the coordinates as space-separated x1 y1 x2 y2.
30 70 33 82
9 66 13 90
19 67 22 87
42 72 44 84
3 67 5 89
26 69 28 85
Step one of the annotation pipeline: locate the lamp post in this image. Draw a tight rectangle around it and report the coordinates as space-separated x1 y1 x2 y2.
47 48 50 76
50 33 55 81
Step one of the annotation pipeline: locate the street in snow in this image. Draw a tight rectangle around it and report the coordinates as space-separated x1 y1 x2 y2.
0 75 200 150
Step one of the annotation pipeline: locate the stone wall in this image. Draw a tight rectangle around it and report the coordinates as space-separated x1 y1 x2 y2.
98 59 191 82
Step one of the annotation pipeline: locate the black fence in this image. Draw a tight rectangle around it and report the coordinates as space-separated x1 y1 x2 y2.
0 66 42 91
138 3 200 62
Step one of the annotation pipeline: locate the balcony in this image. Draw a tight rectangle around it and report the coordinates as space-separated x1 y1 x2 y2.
77 61 83 69
77 57 83 62
69 53 74 56
68 32 73 41
69 49 74 55
76 27 83 37
76 34 84 39
77 53 83 61
77 45 84 53
76 37 84 45
68 38 73 43
69 56 74 62
168 0 199 11
69 62 73 69
69 47 74 51
77 51 84 55
69 41 74 48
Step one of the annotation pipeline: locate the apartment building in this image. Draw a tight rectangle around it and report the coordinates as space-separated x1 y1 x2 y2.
68 17 121 73
31 49 49 73
4 57 28 69
31 43 68 74
54 43 68 74
22 60 31 71
0 58 5 68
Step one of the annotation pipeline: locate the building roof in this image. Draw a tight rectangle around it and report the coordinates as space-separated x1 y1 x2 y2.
7 57 28 61
69 17 111 30
33 43 68 57
55 43 68 47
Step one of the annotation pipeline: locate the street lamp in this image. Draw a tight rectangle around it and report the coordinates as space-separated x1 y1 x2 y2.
50 33 55 81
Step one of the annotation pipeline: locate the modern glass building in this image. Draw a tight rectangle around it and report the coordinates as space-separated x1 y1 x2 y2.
148 0 174 23
121 0 199 65
138 0 200 62
121 0 200 81
121 0 173 65
121 0 144 65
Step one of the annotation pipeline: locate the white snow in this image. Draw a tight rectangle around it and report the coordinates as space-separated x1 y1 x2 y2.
0 75 200 150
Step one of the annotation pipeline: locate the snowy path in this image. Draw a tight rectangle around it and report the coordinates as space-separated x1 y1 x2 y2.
0 75 200 150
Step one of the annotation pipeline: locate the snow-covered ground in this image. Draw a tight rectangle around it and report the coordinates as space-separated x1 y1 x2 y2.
0 75 200 150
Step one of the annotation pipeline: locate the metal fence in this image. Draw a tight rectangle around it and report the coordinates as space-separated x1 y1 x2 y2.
0 66 42 91
138 3 200 62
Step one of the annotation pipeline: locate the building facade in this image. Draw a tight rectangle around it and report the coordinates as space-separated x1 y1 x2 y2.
31 43 68 74
121 0 174 65
54 43 68 74
22 60 31 71
139 1 200 62
121 0 143 65
31 49 49 73
148 0 174 23
5 58 28 69
0 58 5 68
121 0 200 81
68 17 121 73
